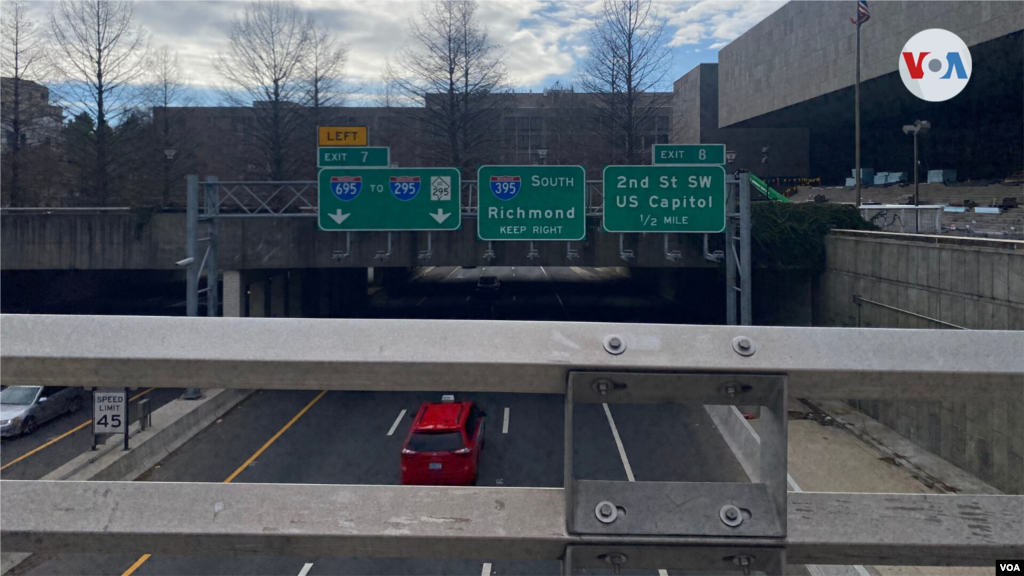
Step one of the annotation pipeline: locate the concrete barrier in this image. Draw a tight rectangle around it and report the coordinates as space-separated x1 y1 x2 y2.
1 388 252 575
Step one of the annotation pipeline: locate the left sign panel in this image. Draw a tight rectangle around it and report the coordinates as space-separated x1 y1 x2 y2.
318 126 368 147
318 168 461 231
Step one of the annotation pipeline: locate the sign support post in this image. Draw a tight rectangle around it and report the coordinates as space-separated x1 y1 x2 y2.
123 387 130 451
90 387 97 451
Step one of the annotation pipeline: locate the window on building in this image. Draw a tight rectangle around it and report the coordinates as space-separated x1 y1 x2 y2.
656 116 670 132
530 117 542 132
657 134 669 144
517 117 529 131
517 135 530 149
505 117 516 132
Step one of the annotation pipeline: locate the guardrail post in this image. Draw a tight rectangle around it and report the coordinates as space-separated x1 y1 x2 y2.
138 398 151 431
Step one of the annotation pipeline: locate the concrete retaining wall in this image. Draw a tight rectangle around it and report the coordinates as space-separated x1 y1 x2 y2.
815 230 1024 493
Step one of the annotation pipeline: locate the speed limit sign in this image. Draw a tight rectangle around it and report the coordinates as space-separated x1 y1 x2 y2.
93 390 127 434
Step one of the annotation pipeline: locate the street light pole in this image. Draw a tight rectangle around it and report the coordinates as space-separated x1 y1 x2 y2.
913 129 919 207
163 148 178 206
855 17 862 208
902 120 930 233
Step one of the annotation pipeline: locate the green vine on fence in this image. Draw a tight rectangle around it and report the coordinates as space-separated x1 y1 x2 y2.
751 203 877 271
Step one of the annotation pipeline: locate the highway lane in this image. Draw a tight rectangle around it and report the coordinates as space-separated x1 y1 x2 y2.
1 387 182 481
25 267 749 575
378 266 684 324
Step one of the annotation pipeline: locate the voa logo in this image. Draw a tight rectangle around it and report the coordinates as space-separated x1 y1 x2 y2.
899 28 972 102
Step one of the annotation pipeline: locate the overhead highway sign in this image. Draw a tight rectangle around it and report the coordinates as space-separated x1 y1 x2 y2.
652 143 726 165
318 126 368 147
318 147 389 167
603 165 726 233
318 167 460 231
477 165 586 241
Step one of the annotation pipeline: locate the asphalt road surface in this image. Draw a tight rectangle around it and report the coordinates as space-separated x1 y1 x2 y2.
23 267 750 576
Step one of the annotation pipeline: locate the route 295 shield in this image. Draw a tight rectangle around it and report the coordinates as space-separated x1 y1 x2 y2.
490 175 521 201
390 176 421 201
330 176 361 201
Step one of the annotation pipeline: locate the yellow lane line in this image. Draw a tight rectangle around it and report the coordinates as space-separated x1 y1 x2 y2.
121 390 328 576
120 554 151 576
0 388 156 472
223 390 327 484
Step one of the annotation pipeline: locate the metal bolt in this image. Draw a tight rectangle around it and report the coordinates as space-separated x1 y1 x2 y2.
732 336 756 356
602 552 628 575
724 384 739 398
720 504 744 527
595 500 618 523
732 554 753 576
593 379 612 395
603 334 626 355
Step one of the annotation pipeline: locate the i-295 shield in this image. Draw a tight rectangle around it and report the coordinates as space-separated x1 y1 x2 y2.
330 176 362 201
390 176 421 201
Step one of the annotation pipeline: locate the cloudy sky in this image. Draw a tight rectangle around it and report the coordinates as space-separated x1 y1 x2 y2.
29 0 785 105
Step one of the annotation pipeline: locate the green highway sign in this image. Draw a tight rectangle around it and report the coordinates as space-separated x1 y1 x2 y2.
477 165 586 241
318 167 460 231
652 143 725 165
602 165 726 233
318 147 389 167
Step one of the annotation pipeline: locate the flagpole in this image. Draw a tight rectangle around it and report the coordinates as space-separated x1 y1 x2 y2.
855 10 862 208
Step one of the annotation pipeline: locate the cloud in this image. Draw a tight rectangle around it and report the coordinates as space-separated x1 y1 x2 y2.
664 0 785 48
26 0 780 104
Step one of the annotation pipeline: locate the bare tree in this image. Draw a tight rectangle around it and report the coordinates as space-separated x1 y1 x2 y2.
146 46 197 205
49 0 150 204
301 23 349 129
216 0 312 181
2 0 49 205
543 83 610 177
385 0 512 172
579 0 672 165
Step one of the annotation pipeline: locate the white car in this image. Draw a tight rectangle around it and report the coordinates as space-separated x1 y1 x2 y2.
1 386 84 437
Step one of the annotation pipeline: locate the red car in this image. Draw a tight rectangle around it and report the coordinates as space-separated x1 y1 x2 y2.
401 396 485 485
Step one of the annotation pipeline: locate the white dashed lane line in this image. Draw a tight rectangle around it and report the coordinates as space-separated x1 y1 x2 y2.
297 562 314 576
481 562 492 576
387 409 407 436
502 407 510 434
601 403 635 482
